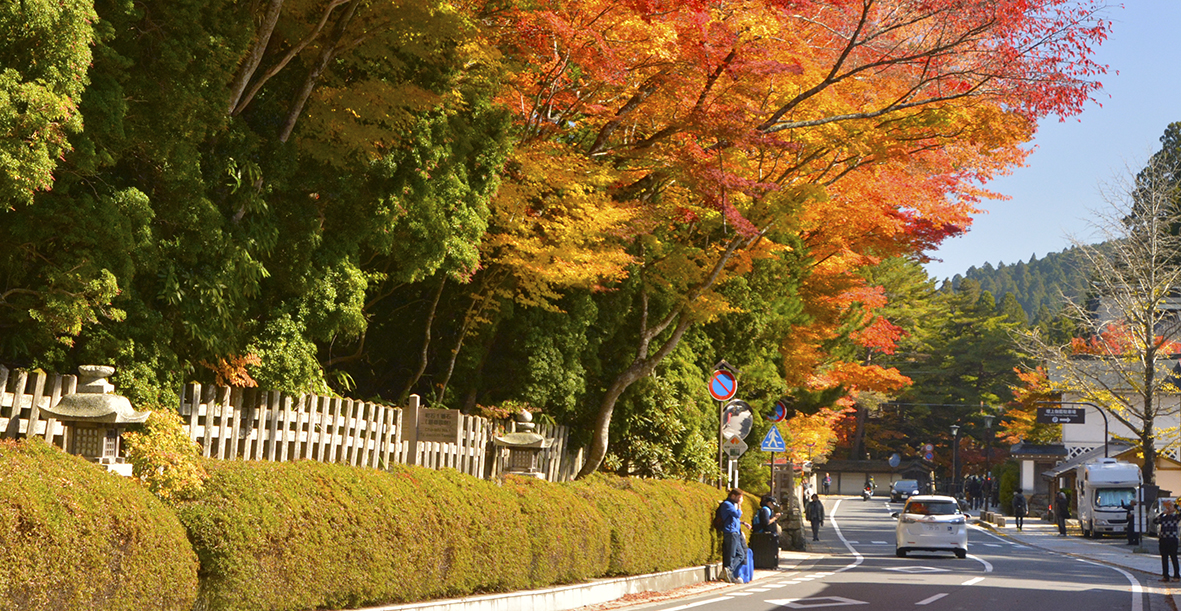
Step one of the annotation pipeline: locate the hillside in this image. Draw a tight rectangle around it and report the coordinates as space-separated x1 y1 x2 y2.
946 247 1092 321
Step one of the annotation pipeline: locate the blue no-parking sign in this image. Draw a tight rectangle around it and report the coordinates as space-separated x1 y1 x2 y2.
708 370 738 402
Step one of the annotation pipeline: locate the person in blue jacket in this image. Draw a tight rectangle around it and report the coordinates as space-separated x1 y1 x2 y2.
717 488 750 582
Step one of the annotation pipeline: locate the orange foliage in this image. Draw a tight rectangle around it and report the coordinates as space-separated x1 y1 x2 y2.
200 354 262 388
1071 322 1181 356
486 0 1108 415
1003 367 1061 445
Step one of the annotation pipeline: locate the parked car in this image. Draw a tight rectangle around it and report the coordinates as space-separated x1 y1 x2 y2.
893 495 970 559
891 479 921 502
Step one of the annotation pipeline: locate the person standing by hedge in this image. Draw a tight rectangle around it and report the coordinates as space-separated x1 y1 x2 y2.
717 488 749 583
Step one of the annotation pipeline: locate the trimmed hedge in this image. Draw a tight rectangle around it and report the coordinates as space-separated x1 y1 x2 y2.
0 438 198 611
174 460 726 611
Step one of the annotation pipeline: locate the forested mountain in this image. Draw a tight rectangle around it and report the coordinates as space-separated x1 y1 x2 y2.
943 247 1092 322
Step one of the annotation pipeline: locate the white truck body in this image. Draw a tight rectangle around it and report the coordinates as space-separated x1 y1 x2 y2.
1075 458 1142 537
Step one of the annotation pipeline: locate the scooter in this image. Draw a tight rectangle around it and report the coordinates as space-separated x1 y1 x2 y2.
862 486 872 501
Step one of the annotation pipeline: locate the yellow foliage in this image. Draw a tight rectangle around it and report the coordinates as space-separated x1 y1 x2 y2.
484 143 638 309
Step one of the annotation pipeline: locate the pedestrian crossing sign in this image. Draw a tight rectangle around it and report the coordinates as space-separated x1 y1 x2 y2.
761 426 786 452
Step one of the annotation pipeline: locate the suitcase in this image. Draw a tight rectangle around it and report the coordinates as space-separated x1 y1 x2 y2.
749 532 780 569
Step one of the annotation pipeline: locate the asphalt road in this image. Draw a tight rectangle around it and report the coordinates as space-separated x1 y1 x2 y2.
620 498 1173 611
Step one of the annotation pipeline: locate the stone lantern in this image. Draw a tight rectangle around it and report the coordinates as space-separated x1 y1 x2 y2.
493 411 552 479
40 365 150 476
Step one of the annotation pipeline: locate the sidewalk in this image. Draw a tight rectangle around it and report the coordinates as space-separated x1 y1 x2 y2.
973 512 1181 609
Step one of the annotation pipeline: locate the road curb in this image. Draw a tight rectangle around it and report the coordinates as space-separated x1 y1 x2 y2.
972 518 1181 611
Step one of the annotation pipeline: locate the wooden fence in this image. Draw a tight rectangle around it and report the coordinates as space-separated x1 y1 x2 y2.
0 367 74 449
0 366 584 482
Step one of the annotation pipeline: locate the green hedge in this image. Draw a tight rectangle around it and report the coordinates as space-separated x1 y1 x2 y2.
0 438 198 611
174 460 726 611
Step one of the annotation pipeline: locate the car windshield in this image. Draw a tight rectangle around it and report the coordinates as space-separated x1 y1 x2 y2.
904 501 959 516
894 480 918 490
1094 488 1135 508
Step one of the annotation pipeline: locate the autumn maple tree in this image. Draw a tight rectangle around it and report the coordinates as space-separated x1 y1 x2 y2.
483 0 1110 477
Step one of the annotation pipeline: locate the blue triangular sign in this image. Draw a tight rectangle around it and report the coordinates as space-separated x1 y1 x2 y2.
761 426 786 452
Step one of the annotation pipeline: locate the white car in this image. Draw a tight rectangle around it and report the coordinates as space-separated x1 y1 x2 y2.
893 495 969 559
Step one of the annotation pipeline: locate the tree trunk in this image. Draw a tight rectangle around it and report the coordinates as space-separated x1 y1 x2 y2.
576 314 694 478
277 0 361 143
227 0 286 114
399 277 445 403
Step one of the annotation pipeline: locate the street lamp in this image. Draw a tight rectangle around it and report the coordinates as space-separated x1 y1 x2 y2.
949 424 961 498
982 414 993 510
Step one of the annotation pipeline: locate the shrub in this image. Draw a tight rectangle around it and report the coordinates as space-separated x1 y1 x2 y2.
175 460 532 611
122 409 207 501
0 438 198 611
570 475 721 575
504 475 610 585
174 460 724 611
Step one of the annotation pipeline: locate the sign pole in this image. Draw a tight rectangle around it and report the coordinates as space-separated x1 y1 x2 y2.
719 399 725 488
771 451 775 499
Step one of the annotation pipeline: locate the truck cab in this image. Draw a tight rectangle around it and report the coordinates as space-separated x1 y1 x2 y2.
1076 458 1142 538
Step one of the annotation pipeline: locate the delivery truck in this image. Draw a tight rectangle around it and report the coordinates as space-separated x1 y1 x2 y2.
1075 457 1142 538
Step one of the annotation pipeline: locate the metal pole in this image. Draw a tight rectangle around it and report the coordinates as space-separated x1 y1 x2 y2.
719 399 725 488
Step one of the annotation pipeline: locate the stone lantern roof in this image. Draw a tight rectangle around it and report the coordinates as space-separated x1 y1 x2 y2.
40 365 150 425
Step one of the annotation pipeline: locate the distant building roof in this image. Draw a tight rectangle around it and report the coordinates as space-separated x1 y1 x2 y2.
1042 442 1135 478
1009 442 1068 459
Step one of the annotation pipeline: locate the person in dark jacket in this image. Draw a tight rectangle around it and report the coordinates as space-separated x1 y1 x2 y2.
751 495 782 552
1012 491 1028 531
1123 500 1140 545
1155 500 1181 581
1055 491 1070 536
806 494 825 541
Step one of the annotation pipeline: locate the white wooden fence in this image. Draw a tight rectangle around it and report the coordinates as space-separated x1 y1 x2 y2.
0 366 584 482
0 367 74 449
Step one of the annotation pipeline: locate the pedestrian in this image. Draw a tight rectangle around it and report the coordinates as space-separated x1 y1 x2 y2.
1012 490 1027 531
1055 491 1070 536
716 488 750 583
1123 500 1140 546
1155 500 1181 582
823 473 831 495
751 494 782 548
806 493 825 541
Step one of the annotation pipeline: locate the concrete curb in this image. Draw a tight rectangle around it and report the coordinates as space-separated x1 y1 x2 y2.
972 518 1181 611
344 564 722 611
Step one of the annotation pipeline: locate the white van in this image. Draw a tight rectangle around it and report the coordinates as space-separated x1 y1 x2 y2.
1075 458 1141 538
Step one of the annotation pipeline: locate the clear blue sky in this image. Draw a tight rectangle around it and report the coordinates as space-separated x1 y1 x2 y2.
923 2 1181 282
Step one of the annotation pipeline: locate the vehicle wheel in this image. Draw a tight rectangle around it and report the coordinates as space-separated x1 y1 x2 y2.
896 549 907 558
954 549 967 559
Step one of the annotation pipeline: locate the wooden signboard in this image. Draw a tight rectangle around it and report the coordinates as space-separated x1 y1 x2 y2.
419 408 460 444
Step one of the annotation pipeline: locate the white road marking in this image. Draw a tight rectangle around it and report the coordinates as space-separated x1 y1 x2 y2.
962 577 985 586
658 596 732 610
870 541 890 545
915 593 948 605
767 596 868 608
1077 559 1143 611
829 499 865 574
966 554 993 572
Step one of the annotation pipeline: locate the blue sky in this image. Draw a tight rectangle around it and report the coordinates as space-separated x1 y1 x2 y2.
923 2 1181 282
